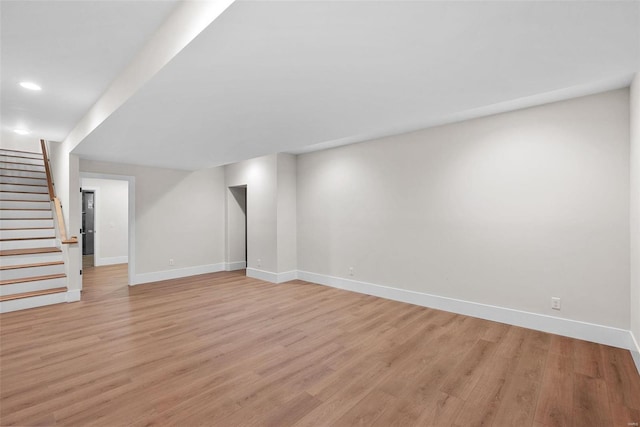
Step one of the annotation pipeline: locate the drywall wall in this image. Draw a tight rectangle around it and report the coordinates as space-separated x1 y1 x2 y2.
81 178 129 266
227 186 247 269
224 153 297 280
0 137 40 153
297 89 630 329
80 159 226 283
225 154 278 274
277 153 297 274
631 72 640 362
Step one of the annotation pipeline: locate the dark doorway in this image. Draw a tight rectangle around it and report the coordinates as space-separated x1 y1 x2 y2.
82 190 95 256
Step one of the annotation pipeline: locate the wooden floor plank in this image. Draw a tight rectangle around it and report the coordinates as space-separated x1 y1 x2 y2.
1 264 639 426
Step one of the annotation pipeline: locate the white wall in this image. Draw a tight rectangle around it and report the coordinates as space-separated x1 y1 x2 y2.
226 186 247 269
81 178 129 266
630 73 640 364
225 154 279 275
0 136 41 153
277 153 297 274
297 89 630 330
80 159 226 284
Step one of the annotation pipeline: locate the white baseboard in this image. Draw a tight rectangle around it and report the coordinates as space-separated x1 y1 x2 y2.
131 263 225 286
95 256 128 267
66 289 81 302
225 261 246 271
297 270 636 352
246 268 298 284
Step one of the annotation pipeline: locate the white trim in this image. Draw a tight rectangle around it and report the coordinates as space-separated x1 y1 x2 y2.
297 270 636 351
246 268 298 284
95 256 128 267
225 261 246 271
0 291 67 313
277 270 298 283
131 263 225 286
66 289 81 302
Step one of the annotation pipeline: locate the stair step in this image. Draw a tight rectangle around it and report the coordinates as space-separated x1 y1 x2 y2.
0 169 46 179
0 219 54 228
0 260 65 282
0 227 55 239
1 209 53 219
0 155 44 166
0 287 67 302
0 175 48 186
0 200 50 209
0 237 57 250
0 184 48 193
0 272 66 286
0 191 50 201
0 249 63 266
0 149 43 159
0 260 64 270
0 247 62 256
0 162 45 172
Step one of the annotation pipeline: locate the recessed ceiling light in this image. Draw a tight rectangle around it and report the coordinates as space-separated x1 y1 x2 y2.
14 129 31 135
19 81 41 91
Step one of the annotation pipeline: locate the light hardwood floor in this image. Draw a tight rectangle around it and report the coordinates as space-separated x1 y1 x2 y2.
1 264 639 426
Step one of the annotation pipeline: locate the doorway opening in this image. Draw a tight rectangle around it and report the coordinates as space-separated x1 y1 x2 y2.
81 190 95 268
228 185 247 271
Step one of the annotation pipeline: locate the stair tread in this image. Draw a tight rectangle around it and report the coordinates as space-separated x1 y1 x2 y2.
0 227 54 230
0 260 64 271
0 208 51 211
0 160 44 166
0 218 53 220
0 191 49 195
0 183 47 187
0 273 66 286
0 287 67 302
0 154 44 161
0 247 61 256
0 236 55 242
0 149 41 155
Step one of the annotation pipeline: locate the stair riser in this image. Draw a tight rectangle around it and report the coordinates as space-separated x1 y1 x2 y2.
0 291 67 313
0 252 63 267
0 176 48 186
1 277 66 297
0 169 47 179
0 200 51 209
1 264 65 281
0 156 44 166
1 209 53 219
0 192 50 201
0 228 55 239
0 150 43 160
0 184 48 193
0 219 54 228
0 162 45 172
0 239 57 250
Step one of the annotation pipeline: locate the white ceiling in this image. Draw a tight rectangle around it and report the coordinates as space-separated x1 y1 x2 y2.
0 0 179 146
3 1 639 170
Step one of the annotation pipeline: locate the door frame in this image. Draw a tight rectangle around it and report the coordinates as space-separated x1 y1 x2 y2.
81 188 98 258
79 172 136 287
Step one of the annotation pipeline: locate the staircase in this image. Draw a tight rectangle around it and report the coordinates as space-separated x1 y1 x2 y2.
0 147 68 313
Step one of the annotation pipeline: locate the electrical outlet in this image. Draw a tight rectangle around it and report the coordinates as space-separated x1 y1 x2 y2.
257 258 261 268
551 297 561 310
348 267 354 276
169 258 174 266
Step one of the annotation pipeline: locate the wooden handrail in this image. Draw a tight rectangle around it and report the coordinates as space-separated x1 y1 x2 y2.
54 197 78 244
40 139 78 245
40 139 55 200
